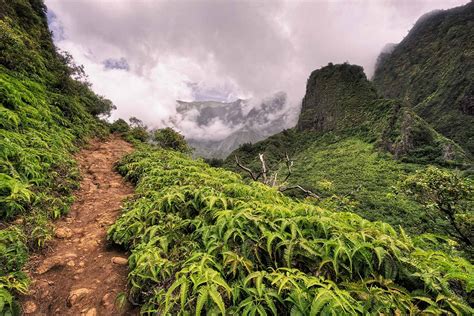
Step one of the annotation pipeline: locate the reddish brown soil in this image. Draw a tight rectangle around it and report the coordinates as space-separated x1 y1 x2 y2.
20 136 137 315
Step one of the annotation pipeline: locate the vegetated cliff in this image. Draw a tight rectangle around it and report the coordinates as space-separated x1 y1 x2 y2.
0 0 111 313
225 63 470 238
296 63 378 132
373 1 474 154
297 63 467 163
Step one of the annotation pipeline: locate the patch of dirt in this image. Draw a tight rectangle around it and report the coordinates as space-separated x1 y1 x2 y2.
20 136 137 315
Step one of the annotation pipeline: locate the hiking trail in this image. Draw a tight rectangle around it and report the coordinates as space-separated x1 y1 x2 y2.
20 136 137 315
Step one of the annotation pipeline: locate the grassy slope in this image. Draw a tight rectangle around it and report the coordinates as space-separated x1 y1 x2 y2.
109 146 473 314
0 0 108 312
225 63 470 239
372 2 474 154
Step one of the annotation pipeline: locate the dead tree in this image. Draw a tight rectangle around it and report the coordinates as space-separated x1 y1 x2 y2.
235 153 320 199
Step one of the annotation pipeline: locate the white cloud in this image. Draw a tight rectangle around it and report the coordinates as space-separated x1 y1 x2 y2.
44 0 469 139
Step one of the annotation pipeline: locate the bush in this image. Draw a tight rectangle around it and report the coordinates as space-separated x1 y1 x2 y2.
110 118 130 134
126 127 149 143
152 127 190 153
400 166 473 253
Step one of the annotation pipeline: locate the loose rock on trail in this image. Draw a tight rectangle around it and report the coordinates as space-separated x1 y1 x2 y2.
20 136 136 315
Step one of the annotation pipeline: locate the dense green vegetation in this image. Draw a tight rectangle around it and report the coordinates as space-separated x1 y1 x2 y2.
226 63 471 246
152 127 191 153
1 0 472 314
110 146 473 315
373 1 474 154
0 0 111 313
226 132 471 244
401 167 473 253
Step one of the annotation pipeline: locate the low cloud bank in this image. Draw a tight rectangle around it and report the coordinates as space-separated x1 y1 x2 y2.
45 0 468 140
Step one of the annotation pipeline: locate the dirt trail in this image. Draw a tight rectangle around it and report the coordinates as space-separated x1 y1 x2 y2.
20 136 136 315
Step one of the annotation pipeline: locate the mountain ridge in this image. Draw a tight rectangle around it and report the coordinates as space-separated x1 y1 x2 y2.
175 92 298 158
373 1 474 154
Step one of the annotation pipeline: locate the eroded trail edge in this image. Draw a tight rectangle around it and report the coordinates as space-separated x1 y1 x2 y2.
21 136 135 315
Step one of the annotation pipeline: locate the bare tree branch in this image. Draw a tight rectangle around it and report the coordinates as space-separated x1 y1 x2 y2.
281 152 293 184
259 153 268 184
235 155 260 181
235 152 319 199
272 172 278 187
279 185 320 199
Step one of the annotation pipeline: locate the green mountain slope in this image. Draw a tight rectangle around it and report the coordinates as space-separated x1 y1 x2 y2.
0 0 112 312
373 1 474 154
109 146 473 314
225 63 470 239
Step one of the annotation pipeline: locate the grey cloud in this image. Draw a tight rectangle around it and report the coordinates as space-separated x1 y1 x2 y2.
103 57 129 70
44 0 468 140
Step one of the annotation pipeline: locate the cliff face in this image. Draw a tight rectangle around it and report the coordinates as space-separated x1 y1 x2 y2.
293 63 467 164
296 63 378 132
373 1 474 154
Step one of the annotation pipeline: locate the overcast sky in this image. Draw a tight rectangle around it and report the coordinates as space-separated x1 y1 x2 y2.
45 0 468 138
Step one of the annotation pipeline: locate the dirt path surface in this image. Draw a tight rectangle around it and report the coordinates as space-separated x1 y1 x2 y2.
20 136 136 315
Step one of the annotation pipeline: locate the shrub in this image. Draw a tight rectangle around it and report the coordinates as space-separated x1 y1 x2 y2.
152 127 190 153
400 166 473 253
110 118 130 134
126 127 149 143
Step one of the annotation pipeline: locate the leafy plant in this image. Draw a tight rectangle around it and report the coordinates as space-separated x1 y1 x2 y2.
401 166 473 249
152 127 191 153
109 146 474 314
0 0 110 312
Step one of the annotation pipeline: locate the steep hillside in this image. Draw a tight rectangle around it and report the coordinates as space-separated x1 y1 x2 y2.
109 146 473 314
0 0 112 313
225 63 470 240
373 1 474 154
297 63 378 132
175 92 296 158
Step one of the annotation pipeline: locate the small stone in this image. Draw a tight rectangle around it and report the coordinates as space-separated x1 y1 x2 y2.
111 257 128 265
23 301 37 314
36 253 77 274
67 260 75 267
48 281 54 286
79 261 85 267
101 293 113 307
55 227 73 239
67 288 91 307
13 218 24 225
88 307 99 316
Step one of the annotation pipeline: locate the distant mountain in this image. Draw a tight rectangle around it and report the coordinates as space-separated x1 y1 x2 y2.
373 1 474 154
175 92 298 158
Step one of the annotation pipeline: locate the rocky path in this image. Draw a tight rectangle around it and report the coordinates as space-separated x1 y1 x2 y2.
20 136 136 315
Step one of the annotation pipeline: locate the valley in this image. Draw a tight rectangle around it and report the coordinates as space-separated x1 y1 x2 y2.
0 0 472 315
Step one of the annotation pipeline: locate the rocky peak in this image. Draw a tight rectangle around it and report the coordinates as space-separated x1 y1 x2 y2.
296 63 378 132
